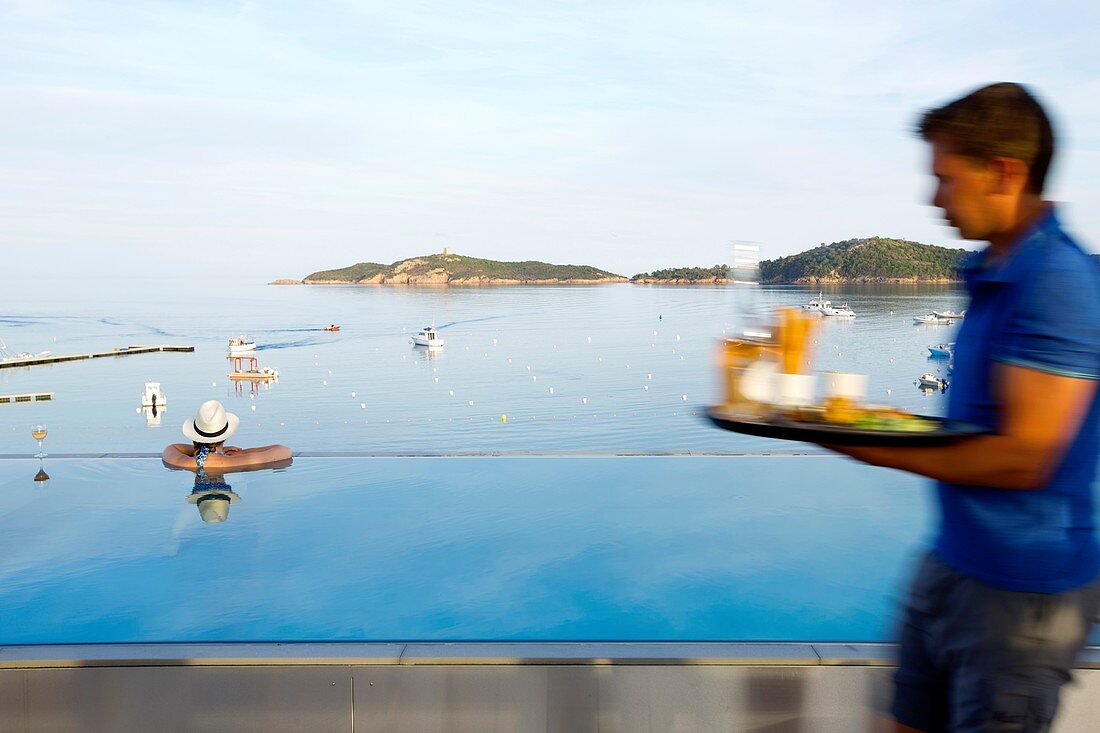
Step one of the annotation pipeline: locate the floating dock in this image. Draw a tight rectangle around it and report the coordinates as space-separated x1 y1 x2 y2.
0 345 193 370
0 392 54 404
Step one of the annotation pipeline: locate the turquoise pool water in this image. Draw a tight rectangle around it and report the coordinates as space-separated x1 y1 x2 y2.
0 454 944 644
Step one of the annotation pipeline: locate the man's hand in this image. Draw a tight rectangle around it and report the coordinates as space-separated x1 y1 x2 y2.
817 362 1096 490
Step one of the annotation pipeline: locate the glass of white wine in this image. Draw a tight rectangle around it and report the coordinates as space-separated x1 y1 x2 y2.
31 424 48 459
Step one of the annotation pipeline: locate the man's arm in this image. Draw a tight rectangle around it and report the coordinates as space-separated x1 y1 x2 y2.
826 362 1096 490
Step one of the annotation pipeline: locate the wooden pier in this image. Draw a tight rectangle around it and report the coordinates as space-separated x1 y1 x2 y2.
0 392 55 404
0 345 194 370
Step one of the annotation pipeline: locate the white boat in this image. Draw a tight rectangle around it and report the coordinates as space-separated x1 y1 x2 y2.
913 314 955 325
229 365 279 381
918 372 948 390
821 303 856 318
933 309 966 320
140 381 166 407
928 343 955 359
411 326 444 348
0 338 50 362
227 336 257 354
801 293 831 313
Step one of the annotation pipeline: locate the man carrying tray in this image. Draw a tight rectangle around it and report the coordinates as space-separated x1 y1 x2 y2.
826 83 1100 732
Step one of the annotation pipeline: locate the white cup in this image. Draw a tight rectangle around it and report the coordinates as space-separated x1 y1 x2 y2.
739 360 777 403
776 373 817 407
824 371 867 402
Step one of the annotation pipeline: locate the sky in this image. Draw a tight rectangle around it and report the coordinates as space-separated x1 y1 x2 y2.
3 0 1099 283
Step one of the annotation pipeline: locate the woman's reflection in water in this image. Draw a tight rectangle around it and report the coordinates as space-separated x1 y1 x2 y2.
188 471 241 523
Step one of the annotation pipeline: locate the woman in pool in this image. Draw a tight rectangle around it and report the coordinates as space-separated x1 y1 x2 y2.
162 400 292 471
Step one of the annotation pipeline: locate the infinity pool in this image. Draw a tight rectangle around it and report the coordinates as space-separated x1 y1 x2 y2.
2 455 941 644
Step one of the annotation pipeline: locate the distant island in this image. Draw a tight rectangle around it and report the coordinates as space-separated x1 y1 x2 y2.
278 250 627 285
758 236 968 284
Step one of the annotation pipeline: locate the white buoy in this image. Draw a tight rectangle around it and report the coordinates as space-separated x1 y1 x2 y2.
322 380 327 385
643 385 649 391
886 389 892 396
249 394 254 400
647 373 652 380
598 357 602 362
434 377 439 383
351 392 356 397
587 336 592 343
581 397 587 404
327 370 332 375
492 338 497 345
468 400 474 406
212 382 217 387
449 390 454 396
652 330 657 336
314 362 318 366
526 366 531 371
508 358 512 364
532 375 537 381
251 405 256 412
681 394 687 401
676 335 680 341
548 387 554 394
361 403 366 408
314 354 318 358
626 364 630 369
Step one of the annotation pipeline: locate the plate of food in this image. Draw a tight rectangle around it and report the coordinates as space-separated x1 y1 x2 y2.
706 401 989 447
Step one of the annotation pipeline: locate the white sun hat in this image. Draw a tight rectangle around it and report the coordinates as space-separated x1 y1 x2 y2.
182 400 240 444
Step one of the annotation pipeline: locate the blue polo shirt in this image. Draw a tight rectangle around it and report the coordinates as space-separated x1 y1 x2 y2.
934 207 1100 593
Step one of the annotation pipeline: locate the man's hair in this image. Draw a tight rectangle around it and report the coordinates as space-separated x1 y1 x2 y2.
917 82 1055 194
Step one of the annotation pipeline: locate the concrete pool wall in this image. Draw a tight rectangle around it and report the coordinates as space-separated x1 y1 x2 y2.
2 642 1099 732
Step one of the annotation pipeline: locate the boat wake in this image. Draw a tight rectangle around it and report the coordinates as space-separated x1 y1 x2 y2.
435 315 504 330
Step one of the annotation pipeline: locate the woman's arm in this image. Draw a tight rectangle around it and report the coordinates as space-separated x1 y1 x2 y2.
199 445 293 471
161 444 196 469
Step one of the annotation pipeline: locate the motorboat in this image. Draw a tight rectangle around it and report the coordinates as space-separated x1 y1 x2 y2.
928 343 955 359
323 325 341 332
913 314 955 325
801 293 831 313
821 303 856 318
227 336 257 354
933 309 966 320
411 326 444 348
140 381 166 407
917 372 948 390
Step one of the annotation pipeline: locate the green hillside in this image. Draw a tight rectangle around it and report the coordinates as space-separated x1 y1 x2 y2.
759 237 969 283
303 253 625 284
631 265 727 282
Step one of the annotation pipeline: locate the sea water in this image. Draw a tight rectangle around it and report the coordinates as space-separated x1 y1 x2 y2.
0 279 965 454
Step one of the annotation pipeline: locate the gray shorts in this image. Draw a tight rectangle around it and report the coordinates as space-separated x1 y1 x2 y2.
892 553 1100 732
